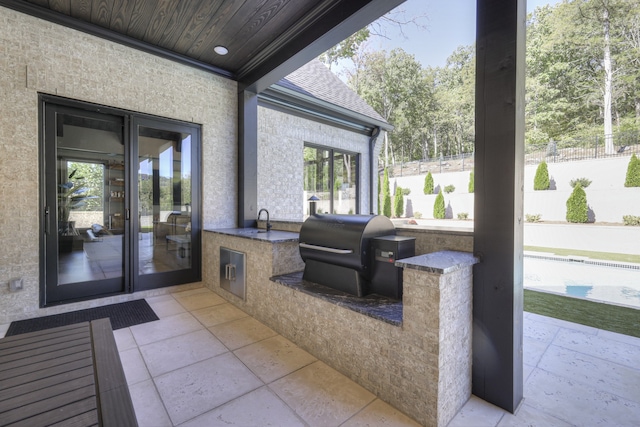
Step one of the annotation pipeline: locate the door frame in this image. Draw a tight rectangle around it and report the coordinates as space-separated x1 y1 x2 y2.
39 95 202 306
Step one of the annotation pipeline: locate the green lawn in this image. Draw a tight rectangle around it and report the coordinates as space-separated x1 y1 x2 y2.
525 289 640 338
524 245 640 264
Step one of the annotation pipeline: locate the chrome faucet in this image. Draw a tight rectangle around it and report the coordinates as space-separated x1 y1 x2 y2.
258 208 272 232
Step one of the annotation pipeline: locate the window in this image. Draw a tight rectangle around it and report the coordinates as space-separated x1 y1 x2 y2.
303 144 359 215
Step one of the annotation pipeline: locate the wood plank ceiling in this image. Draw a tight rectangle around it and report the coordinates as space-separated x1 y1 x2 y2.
3 0 403 90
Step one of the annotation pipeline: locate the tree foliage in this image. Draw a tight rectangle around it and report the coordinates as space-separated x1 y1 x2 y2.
381 168 391 217
534 161 550 190
625 153 640 187
423 172 434 195
566 183 589 223
468 169 475 193
394 186 404 217
527 0 640 147
433 190 445 219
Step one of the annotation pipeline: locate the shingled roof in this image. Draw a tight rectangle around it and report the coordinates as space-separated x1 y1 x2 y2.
264 59 390 132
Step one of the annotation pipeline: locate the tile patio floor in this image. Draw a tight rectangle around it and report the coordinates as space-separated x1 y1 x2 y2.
50 287 640 426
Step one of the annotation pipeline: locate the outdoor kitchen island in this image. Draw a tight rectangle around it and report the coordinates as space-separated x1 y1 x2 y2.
203 227 477 427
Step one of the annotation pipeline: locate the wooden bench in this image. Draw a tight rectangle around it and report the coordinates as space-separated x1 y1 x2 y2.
0 318 137 426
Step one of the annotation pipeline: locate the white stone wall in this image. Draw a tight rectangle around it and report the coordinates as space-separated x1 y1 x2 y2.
0 7 236 323
392 156 640 223
257 106 374 220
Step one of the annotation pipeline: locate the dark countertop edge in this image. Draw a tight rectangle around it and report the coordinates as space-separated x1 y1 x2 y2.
270 273 402 327
204 228 299 243
396 250 479 274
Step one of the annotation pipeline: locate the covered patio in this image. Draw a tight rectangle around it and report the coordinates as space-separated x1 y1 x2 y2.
20 287 631 426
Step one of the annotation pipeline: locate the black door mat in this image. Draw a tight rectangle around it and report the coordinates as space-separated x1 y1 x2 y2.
5 299 159 337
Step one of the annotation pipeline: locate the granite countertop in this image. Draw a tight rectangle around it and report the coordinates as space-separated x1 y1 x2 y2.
271 272 403 326
396 250 479 274
205 228 299 243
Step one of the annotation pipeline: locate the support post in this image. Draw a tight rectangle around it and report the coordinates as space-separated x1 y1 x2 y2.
238 90 258 228
473 0 526 413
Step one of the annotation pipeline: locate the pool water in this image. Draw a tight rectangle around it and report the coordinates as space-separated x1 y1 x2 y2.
524 257 640 309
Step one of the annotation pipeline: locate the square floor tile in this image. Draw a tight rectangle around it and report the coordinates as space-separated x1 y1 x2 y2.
140 329 228 377
180 386 306 427
145 294 186 318
129 379 172 427
447 395 507 427
173 288 226 311
113 327 137 352
154 352 262 425
553 328 640 369
191 303 248 327
119 347 151 386
234 335 317 383
341 399 422 426
498 402 572 427
270 361 375 427
538 344 640 404
208 316 277 350
525 368 640 426
130 312 202 347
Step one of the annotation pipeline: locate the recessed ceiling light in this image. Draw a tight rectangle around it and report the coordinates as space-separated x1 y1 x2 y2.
214 45 228 55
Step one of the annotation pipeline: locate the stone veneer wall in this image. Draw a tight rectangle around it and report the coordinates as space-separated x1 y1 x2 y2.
204 231 473 426
257 106 376 221
397 227 474 254
0 7 236 324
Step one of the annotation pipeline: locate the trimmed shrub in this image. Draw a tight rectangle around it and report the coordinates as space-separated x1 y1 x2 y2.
625 153 640 187
444 184 455 194
433 190 445 219
402 188 411 196
623 215 640 226
423 172 434 195
457 212 469 220
394 187 404 217
534 161 550 190
569 177 592 188
382 168 391 217
414 211 422 219
525 214 542 223
566 184 588 223
468 169 474 193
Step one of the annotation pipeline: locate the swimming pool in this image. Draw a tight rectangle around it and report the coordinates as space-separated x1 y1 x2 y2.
523 256 640 309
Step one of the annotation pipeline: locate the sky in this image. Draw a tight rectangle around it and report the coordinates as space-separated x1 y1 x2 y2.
358 0 563 69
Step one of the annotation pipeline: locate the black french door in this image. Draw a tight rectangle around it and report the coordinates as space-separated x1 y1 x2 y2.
41 97 200 306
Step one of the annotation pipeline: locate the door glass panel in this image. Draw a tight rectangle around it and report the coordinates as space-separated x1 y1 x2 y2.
303 146 331 215
333 152 357 215
139 127 192 275
55 114 124 286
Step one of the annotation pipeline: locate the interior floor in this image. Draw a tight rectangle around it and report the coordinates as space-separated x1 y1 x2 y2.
58 233 190 284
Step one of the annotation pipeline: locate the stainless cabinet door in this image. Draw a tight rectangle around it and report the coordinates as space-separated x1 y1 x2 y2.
220 247 246 300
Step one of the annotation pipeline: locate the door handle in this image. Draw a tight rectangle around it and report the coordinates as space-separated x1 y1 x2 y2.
44 205 50 235
225 263 236 281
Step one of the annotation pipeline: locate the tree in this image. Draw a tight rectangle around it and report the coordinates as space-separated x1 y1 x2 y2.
381 168 392 217
468 169 475 193
319 6 427 70
394 187 404 217
625 153 640 187
433 190 445 219
566 183 589 223
349 49 430 166
423 172 434 194
534 161 550 190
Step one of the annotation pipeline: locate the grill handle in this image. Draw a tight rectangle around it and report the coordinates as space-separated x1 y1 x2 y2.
299 242 353 254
